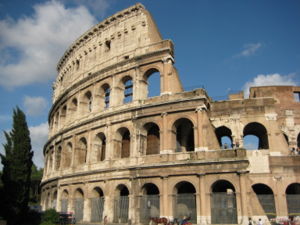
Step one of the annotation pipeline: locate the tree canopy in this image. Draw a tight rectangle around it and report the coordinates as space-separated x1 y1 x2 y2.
0 107 34 225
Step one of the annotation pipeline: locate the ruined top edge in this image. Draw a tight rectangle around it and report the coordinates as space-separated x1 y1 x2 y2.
56 3 145 71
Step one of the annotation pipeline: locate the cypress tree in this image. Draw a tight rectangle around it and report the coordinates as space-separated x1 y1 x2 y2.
0 107 33 225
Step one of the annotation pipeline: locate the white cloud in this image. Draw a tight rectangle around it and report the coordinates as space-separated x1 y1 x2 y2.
243 73 298 97
238 43 262 57
0 0 98 88
23 96 48 116
29 122 49 168
63 0 110 16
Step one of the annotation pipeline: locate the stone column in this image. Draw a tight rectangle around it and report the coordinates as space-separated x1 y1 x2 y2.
274 176 288 218
199 174 208 224
161 112 172 154
56 188 62 212
161 176 170 218
195 106 208 151
238 172 249 225
83 195 91 222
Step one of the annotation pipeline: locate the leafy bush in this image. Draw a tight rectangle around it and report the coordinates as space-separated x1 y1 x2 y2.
41 209 59 225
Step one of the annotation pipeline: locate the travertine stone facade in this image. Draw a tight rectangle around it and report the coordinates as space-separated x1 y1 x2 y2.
41 3 300 225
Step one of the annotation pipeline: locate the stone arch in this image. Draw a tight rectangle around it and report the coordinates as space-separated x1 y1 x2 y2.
49 150 54 173
172 118 195 152
55 146 62 170
91 187 105 222
144 68 161 98
71 97 78 112
61 190 69 212
100 83 110 109
74 188 84 222
60 105 67 125
140 183 160 222
122 75 133 103
173 181 197 223
82 91 93 113
94 132 106 162
215 126 233 149
211 180 237 224
115 127 130 158
283 132 289 145
52 190 58 209
63 142 72 168
55 111 59 130
252 183 276 219
46 192 51 209
114 184 129 223
285 183 300 216
297 132 300 148
76 137 87 165
144 122 160 155
243 122 269 150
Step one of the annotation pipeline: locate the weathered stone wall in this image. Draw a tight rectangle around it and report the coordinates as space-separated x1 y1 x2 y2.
41 3 300 225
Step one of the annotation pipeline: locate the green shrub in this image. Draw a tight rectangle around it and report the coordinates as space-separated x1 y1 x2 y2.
41 209 59 224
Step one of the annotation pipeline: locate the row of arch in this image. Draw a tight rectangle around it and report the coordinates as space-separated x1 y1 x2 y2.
51 68 160 131
44 181 300 224
45 120 275 174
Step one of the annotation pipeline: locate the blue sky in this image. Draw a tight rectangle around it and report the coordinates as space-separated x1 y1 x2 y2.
0 0 300 168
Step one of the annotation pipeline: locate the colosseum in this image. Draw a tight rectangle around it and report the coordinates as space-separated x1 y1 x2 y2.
41 3 300 225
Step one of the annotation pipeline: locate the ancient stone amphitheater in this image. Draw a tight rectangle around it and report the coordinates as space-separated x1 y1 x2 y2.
41 3 300 225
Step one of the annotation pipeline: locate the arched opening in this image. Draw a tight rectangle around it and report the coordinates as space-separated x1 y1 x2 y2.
283 133 289 145
215 126 233 149
286 183 300 216
297 133 300 148
144 123 160 155
76 138 87 165
140 183 160 222
243 122 269 150
173 181 196 223
74 188 84 222
52 191 57 209
211 180 237 224
102 84 110 109
252 184 276 219
46 193 51 209
95 133 106 162
114 185 129 223
145 68 160 98
91 187 105 222
63 142 72 168
55 112 59 130
61 190 69 213
61 105 67 125
55 146 62 170
49 150 54 173
123 76 133 103
173 118 195 152
83 91 92 113
71 98 78 112
116 128 130 158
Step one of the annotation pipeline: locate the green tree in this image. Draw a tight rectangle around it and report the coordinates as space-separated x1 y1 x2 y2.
0 107 34 225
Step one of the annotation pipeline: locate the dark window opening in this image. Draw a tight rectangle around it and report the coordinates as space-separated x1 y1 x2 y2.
252 184 276 219
121 130 130 158
105 40 111 51
102 84 110 108
123 78 133 103
294 92 300 102
145 123 160 155
243 122 269 150
145 69 160 98
174 118 194 152
215 126 233 149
